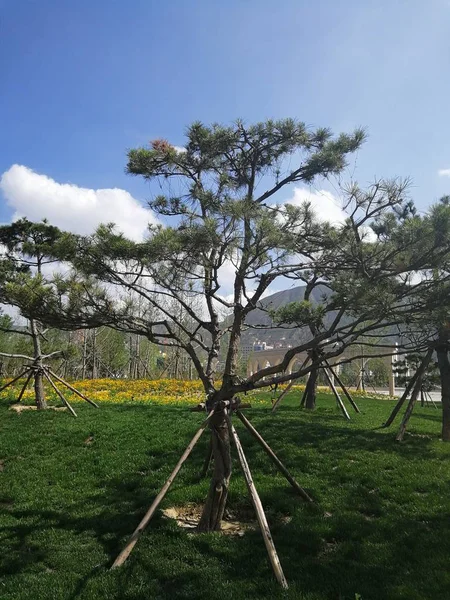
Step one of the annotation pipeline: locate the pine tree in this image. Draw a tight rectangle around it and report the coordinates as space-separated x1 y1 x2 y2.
0 219 68 408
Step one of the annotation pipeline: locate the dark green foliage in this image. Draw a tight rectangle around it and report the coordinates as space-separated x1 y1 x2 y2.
271 300 326 329
0 218 68 317
0 218 64 265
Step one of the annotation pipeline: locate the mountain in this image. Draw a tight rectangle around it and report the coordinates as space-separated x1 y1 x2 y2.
239 284 332 350
238 283 402 354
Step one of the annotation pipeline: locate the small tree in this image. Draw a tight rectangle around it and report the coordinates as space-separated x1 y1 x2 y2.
0 219 98 413
406 197 450 439
379 196 450 439
0 219 68 408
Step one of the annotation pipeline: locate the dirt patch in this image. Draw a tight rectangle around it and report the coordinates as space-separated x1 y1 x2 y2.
9 405 67 413
405 432 432 440
162 503 257 536
319 539 339 556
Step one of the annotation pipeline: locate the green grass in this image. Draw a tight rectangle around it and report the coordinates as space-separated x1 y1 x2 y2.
1 391 450 600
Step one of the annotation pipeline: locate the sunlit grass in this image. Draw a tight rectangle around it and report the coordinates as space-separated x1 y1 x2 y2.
0 384 449 599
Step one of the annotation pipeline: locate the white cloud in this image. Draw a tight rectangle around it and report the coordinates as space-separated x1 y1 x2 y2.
284 187 347 225
173 146 187 154
438 168 450 177
217 258 237 294
0 164 159 241
216 189 349 298
283 186 380 241
0 303 22 321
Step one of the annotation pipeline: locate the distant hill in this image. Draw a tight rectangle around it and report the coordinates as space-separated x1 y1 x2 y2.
238 283 401 352
239 284 332 349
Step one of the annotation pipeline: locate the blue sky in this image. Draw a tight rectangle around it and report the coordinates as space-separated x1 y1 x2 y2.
1 0 450 232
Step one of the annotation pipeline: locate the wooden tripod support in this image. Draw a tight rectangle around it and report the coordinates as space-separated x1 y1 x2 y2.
382 348 434 440
111 398 313 589
0 364 98 415
272 355 359 418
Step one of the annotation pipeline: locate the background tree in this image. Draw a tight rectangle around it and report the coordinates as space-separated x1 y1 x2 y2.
269 180 442 407
393 196 450 439
0 219 69 409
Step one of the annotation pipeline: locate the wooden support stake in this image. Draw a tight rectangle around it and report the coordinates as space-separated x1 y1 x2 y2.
396 350 433 442
271 379 294 413
43 370 78 417
272 357 310 413
0 369 31 394
16 369 33 402
199 435 213 478
236 410 313 503
300 377 311 408
322 367 350 420
382 367 421 428
47 369 99 408
426 391 438 409
111 411 214 569
323 360 360 413
384 348 433 428
229 420 288 589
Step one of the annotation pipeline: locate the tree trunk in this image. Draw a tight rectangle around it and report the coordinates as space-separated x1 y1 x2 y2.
91 329 98 379
396 349 433 441
33 369 47 410
198 408 232 531
82 331 87 379
437 338 450 442
304 366 318 410
30 319 47 410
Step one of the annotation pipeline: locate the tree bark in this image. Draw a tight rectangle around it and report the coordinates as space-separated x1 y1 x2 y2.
304 364 318 410
383 364 422 428
30 319 47 410
91 329 98 379
436 335 450 442
198 408 232 531
33 368 46 409
82 330 87 379
396 349 433 442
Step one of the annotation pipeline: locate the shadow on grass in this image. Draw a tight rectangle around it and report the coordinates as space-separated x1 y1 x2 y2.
413 412 442 423
3 492 450 600
2 402 450 599
245 406 438 459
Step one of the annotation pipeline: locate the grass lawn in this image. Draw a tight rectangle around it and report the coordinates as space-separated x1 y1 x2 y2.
1 389 450 600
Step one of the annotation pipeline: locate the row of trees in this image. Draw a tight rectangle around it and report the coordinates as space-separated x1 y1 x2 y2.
0 308 392 388
0 317 190 380
0 119 449 530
